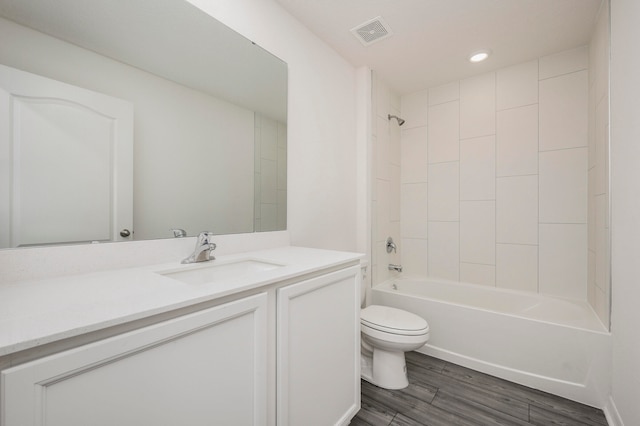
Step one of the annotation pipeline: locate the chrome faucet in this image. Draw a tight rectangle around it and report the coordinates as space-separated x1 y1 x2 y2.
388 264 403 272
181 231 217 264
386 237 397 253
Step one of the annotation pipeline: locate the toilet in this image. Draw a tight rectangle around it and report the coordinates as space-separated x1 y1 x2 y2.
360 284 430 390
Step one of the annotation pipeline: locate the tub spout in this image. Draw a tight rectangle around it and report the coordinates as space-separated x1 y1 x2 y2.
388 264 403 272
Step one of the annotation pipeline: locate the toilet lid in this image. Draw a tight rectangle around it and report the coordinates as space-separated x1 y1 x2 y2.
361 305 429 336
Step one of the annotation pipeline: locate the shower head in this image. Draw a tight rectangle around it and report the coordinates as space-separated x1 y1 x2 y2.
388 114 405 126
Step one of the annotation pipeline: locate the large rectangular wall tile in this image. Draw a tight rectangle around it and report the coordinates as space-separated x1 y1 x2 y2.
595 96 609 195
401 183 428 239
539 148 588 224
428 101 459 163
496 105 538 177
428 222 459 281
539 224 587 299
588 168 596 250
496 244 538 292
460 200 495 265
389 111 401 166
595 194 609 291
429 81 459 106
460 72 496 139
460 135 495 200
497 60 538 110
401 89 428 128
376 179 390 242
428 162 459 221
496 176 538 244
401 126 428 183
375 115 390 180
539 70 588 151
401 238 428 277
539 45 588 80
460 263 495 286
390 165 401 222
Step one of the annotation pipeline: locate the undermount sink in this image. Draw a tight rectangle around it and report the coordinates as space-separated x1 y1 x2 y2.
159 259 285 285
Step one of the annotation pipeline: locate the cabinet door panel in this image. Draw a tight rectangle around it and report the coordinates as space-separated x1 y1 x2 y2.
277 266 360 426
1 293 268 426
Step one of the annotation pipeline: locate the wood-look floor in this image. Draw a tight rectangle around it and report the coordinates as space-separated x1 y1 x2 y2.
351 352 608 426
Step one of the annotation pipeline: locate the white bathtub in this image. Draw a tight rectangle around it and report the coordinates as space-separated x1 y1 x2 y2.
372 278 611 407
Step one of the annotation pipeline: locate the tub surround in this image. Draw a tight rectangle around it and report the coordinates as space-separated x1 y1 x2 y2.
0 246 362 357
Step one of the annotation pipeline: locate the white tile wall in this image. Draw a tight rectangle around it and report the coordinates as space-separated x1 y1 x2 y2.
401 126 428 183
254 114 287 233
428 101 459 163
460 263 495 287
401 237 428 277
460 135 495 200
428 162 459 221
394 45 598 304
460 72 496 139
496 176 538 245
539 148 588 224
428 221 459 281
539 46 588 80
496 105 538 176
539 70 588 151
376 115 390 180
460 201 495 265
595 97 609 195
401 183 428 238
539 224 587 299
372 74 403 286
376 179 390 242
390 164 401 222
429 81 459 106
497 60 538 110
401 89 428 128
496 243 538 292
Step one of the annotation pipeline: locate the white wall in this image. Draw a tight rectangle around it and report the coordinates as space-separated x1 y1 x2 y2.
398 48 591 301
609 0 640 424
0 0 360 282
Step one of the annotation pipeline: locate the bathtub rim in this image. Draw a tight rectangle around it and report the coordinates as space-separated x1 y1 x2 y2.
374 276 609 334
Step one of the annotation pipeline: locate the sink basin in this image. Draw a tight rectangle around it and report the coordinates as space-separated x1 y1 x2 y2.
159 259 284 285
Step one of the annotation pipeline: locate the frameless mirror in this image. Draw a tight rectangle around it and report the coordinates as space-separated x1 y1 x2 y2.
0 0 287 249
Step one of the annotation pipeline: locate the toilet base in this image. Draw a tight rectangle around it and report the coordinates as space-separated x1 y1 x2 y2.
360 349 409 390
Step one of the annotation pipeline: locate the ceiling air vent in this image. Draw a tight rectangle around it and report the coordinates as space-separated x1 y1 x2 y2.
350 16 393 46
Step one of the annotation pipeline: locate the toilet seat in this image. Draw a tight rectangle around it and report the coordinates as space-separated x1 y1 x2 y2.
361 305 429 336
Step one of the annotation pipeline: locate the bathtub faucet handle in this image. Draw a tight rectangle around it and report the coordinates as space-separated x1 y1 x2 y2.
386 237 397 254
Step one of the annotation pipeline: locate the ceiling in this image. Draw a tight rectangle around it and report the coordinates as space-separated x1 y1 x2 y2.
274 0 603 95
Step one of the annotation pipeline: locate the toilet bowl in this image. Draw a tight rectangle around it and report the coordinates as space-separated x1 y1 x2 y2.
360 304 430 390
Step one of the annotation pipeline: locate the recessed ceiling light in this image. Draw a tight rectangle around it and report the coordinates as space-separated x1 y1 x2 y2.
469 50 491 63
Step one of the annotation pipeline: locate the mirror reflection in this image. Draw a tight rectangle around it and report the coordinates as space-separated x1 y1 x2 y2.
0 0 287 249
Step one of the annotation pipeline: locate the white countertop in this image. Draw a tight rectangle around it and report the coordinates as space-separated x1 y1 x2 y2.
0 246 363 357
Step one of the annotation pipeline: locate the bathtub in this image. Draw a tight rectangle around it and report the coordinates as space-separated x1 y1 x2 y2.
372 278 611 407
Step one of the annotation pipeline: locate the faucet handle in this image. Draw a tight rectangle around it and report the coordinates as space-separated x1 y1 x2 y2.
386 237 397 254
197 231 215 242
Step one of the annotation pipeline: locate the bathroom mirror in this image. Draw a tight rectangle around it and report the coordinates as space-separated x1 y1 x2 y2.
0 0 287 248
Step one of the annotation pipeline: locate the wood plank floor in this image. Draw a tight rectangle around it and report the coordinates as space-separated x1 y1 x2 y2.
351 352 608 426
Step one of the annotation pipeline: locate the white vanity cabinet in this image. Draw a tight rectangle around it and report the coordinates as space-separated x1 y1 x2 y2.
1 293 269 426
277 265 361 426
0 253 362 426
